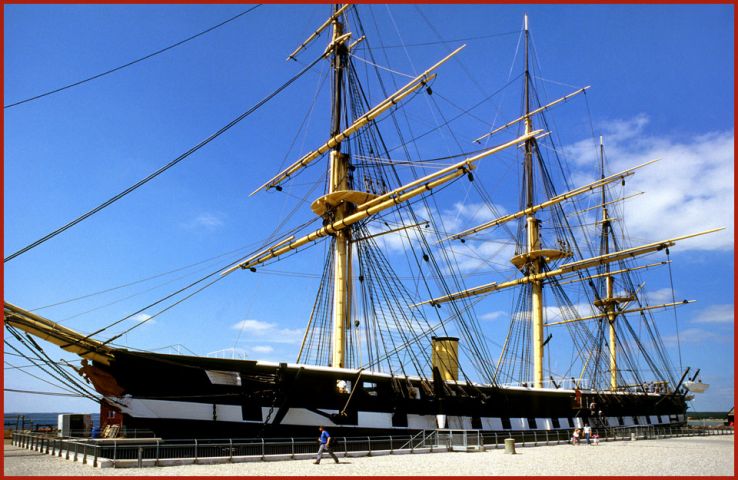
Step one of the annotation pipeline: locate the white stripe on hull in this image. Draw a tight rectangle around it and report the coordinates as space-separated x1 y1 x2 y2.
109 396 679 432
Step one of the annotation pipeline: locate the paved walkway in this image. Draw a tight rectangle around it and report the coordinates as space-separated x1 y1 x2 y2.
4 435 734 476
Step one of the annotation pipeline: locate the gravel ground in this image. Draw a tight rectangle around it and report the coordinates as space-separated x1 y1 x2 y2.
4 435 734 476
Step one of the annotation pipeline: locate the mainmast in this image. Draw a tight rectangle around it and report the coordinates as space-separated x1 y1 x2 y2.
521 14 545 389
328 4 352 369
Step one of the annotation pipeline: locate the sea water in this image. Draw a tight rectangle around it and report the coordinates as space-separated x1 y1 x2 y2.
4 412 100 431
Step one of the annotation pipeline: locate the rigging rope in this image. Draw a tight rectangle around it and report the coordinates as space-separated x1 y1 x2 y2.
4 5 263 109
665 249 683 372
5 50 323 264
4 388 90 398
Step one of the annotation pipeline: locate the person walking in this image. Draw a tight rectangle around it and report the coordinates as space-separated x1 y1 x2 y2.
583 423 592 445
314 426 340 464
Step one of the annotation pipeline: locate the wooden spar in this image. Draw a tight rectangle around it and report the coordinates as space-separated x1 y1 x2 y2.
250 45 466 196
445 158 659 241
353 222 429 242
544 300 695 327
558 228 722 271
415 228 723 306
231 167 468 273
222 132 535 276
286 4 350 61
233 235 296 270
323 32 353 57
360 130 540 211
556 261 670 286
572 191 645 216
4 302 114 365
347 35 366 52
473 86 590 144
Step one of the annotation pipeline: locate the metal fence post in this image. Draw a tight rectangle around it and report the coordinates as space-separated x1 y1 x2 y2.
260 438 264 461
343 437 348 458
83 444 88 465
367 436 372 456
390 435 393 454
195 439 199 464
137 447 143 468
74 442 78 462
533 431 537 446
545 430 549 445
229 439 233 463
291 438 295 459
156 440 160 466
94 445 99 468
112 441 117 467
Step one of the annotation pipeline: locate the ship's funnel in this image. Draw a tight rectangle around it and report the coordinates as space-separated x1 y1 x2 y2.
432 336 459 381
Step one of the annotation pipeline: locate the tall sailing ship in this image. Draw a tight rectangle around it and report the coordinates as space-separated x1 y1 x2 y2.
5 5 719 439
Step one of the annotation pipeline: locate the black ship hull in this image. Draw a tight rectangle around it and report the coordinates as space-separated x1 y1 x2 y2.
86 350 687 439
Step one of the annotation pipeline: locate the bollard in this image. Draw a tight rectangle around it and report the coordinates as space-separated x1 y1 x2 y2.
630 432 636 441
504 438 516 454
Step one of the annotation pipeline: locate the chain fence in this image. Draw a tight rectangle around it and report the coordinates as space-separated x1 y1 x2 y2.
11 425 733 469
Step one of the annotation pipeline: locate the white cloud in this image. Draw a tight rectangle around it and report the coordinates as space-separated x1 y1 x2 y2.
183 212 226 230
643 288 677 305
663 327 722 346
510 302 594 324
232 319 273 332
692 304 734 324
480 311 506 321
231 319 303 344
251 345 274 353
564 115 733 251
131 313 154 324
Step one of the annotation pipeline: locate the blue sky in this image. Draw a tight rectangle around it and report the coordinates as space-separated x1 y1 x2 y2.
4 4 733 414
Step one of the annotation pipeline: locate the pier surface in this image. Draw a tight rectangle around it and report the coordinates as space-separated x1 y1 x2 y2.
4 436 734 476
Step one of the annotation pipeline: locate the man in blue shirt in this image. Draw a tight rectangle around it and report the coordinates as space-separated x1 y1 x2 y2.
314 426 340 464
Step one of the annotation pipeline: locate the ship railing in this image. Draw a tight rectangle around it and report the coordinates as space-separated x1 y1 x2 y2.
10 425 733 467
500 378 591 390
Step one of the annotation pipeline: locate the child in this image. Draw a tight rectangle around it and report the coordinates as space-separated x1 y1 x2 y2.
592 433 600 446
572 428 580 445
